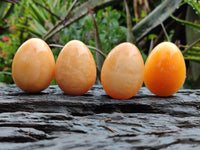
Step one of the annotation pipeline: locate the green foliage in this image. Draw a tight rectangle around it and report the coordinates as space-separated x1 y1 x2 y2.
0 1 28 84
185 0 200 16
171 0 200 63
3 0 125 84
170 14 200 31
59 15 93 45
0 2 13 21
0 0 199 86
133 0 182 42
182 40 200 63
60 6 126 54
16 0 73 37
0 2 14 34
96 7 126 54
0 30 21 84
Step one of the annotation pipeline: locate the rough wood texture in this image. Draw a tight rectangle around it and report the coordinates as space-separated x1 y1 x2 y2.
0 85 200 149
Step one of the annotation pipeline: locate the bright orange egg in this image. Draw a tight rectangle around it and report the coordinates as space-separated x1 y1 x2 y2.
101 42 144 99
12 38 55 93
55 40 96 95
144 42 186 96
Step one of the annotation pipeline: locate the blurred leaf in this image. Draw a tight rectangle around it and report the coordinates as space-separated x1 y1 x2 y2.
16 24 42 37
43 0 115 40
182 39 200 55
182 46 200 51
31 20 47 35
186 51 200 56
148 34 158 39
185 0 200 16
133 0 182 42
1 3 14 20
0 2 8 18
1 0 19 4
184 56 200 62
182 39 200 65
170 14 200 31
124 0 134 43
185 1 200 88
43 0 78 40
29 2 46 26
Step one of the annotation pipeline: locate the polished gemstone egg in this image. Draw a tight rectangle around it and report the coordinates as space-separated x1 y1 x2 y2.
55 40 96 95
12 38 55 93
144 42 186 96
101 42 145 99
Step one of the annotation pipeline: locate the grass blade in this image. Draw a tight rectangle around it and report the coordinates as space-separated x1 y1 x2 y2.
132 0 182 42
29 1 46 26
124 0 134 43
184 56 200 62
182 38 200 55
170 14 200 31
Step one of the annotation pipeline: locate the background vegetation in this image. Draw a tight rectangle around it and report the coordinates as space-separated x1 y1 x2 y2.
0 0 199 88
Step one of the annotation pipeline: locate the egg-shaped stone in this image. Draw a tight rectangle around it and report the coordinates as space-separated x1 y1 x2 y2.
144 41 186 96
101 42 145 99
12 38 55 93
55 40 96 95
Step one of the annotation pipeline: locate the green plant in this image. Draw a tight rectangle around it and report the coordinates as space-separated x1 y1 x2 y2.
17 0 72 37
0 0 194 87
59 6 126 82
58 6 126 54
0 26 24 84
0 2 14 34
170 0 200 63
0 1 23 84
170 0 200 89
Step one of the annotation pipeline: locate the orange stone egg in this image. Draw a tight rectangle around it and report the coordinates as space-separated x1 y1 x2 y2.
12 38 55 93
55 40 96 95
144 42 186 96
101 42 145 99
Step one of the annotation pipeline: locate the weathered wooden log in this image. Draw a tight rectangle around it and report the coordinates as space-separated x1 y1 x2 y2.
0 85 200 149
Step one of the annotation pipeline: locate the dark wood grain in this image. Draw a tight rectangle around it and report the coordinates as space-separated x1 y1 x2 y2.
0 85 200 150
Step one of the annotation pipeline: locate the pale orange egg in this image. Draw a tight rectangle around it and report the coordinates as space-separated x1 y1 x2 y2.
55 40 96 95
12 38 55 93
101 42 145 99
144 42 186 96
